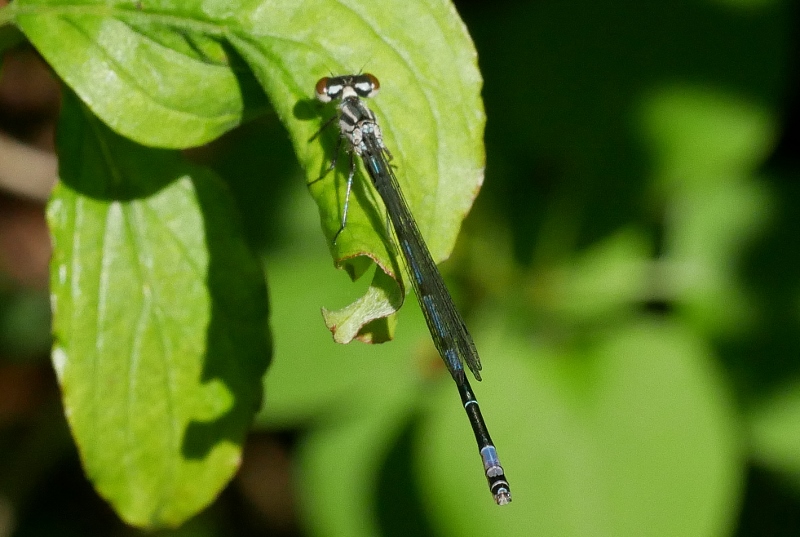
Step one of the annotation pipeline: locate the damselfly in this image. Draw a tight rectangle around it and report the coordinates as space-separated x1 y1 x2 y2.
314 73 511 505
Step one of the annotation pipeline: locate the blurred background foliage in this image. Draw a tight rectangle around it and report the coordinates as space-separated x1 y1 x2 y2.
1 0 799 535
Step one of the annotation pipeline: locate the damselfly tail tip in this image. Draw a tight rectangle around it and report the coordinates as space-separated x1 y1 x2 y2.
482 446 511 505
488 471 512 505
494 488 512 506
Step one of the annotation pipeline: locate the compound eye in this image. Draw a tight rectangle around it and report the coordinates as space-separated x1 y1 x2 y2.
315 77 333 102
353 73 380 98
364 73 380 97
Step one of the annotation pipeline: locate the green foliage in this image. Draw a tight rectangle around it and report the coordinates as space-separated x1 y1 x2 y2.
3 0 484 529
1 0 799 535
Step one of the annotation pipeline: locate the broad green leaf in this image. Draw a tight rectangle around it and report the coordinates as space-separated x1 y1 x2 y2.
420 318 742 537
49 90 270 527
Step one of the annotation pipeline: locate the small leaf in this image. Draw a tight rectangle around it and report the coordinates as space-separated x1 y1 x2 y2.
49 90 270 527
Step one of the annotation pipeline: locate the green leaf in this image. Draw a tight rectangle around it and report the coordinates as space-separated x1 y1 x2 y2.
13 0 266 148
49 90 270 527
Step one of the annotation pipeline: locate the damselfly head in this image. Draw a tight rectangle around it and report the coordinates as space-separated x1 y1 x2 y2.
315 74 380 103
